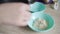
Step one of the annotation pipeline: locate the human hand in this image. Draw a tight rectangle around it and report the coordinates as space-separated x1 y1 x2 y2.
0 3 31 27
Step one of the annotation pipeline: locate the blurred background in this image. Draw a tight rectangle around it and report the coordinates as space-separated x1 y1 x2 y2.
0 0 29 4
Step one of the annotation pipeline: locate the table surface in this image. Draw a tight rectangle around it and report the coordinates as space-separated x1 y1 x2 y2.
0 5 60 34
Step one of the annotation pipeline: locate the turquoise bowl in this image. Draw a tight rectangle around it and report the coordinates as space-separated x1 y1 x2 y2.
28 12 54 32
30 2 46 13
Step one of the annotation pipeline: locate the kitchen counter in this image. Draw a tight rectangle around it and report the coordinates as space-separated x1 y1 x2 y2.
0 5 60 34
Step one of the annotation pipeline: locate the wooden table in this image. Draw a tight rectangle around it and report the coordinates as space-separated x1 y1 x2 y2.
0 3 60 34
